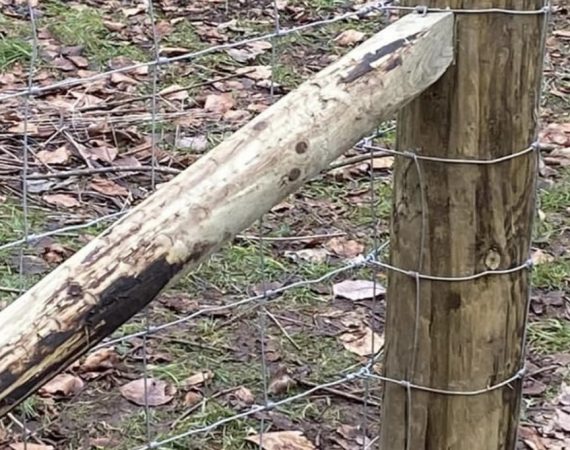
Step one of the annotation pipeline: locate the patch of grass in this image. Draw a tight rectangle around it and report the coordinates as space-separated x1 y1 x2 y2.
164 21 203 50
181 243 289 292
44 1 146 67
532 259 570 289
528 319 570 354
539 169 570 213
0 35 31 71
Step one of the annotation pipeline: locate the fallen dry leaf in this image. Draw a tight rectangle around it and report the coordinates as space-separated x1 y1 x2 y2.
531 249 554 265
372 156 394 170
204 93 235 114
90 178 129 197
333 279 385 301
39 373 84 397
36 145 71 164
120 378 175 406
246 431 316 450
269 369 296 395
177 135 208 152
334 29 366 46
183 370 213 388
555 409 570 432
10 444 54 450
236 65 272 80
284 248 328 263
80 348 119 373
325 237 364 259
183 391 203 407
339 328 384 356
43 193 80 208
233 386 255 405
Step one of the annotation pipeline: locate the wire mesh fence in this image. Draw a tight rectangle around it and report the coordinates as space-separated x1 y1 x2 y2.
0 1 552 449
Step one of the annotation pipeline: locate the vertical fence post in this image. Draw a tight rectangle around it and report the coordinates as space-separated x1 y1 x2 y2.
380 1 548 449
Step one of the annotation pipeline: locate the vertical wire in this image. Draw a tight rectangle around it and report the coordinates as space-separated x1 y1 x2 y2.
19 2 39 448
362 136 381 449
141 0 162 445
257 2 282 447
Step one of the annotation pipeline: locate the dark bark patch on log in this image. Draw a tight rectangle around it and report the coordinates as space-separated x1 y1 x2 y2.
295 141 308 154
253 121 268 131
288 168 301 182
340 32 421 84
86 257 182 331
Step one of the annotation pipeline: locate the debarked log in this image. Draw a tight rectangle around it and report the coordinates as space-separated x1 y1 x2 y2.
0 12 454 416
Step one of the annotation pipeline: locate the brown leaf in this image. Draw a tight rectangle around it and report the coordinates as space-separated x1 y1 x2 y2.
41 242 73 265
90 178 129 196
372 156 394 170
334 29 366 46
159 84 189 101
9 255 49 275
555 409 570 432
110 72 139 85
183 370 213 388
8 122 39 134
246 431 316 450
269 370 296 395
518 426 547 450
43 193 80 208
183 391 203 407
232 386 255 406
523 379 547 396
53 57 76 71
204 93 235 114
68 55 89 68
36 145 71 164
119 378 175 406
531 249 554 265
236 65 272 80
339 328 384 356
103 20 126 32
39 374 84 397
84 142 119 163
80 348 118 373
325 237 364 259
333 279 385 301
10 444 54 450
177 135 208 152
284 248 328 263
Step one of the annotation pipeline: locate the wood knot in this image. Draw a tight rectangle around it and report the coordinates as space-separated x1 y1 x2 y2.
288 168 301 182
484 249 501 270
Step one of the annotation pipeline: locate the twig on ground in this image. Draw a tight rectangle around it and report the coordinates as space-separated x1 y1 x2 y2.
297 379 381 407
265 308 301 351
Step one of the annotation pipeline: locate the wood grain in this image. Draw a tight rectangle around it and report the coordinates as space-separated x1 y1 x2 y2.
381 2 546 449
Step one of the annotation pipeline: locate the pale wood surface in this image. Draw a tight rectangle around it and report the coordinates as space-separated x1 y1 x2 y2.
0 13 454 416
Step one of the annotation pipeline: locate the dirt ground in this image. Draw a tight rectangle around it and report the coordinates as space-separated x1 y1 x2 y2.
0 1 569 449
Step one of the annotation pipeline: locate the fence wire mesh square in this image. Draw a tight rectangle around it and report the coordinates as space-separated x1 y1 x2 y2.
0 1 551 449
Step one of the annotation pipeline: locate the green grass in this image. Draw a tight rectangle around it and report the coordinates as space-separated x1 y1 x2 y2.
44 1 146 67
539 169 570 213
532 259 570 289
0 35 31 71
528 318 570 354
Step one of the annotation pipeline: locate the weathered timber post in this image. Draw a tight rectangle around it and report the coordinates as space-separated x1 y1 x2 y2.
381 1 547 449
0 13 454 417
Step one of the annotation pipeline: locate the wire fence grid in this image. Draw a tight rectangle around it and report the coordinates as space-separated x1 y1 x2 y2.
0 1 552 449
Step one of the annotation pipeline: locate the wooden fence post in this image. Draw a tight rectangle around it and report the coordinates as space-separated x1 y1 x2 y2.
380 1 547 449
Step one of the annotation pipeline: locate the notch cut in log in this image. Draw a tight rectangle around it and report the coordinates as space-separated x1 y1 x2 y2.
0 11 454 416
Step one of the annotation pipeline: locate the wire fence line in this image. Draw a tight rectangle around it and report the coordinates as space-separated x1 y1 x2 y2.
0 1 552 450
